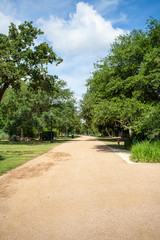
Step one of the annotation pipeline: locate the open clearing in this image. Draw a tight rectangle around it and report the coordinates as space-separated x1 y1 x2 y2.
0 136 160 240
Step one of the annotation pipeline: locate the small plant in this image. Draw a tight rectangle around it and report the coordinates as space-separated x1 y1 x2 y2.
0 132 9 140
131 140 160 163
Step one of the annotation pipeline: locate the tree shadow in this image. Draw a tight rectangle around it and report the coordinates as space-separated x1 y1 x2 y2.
98 137 122 142
93 145 113 152
85 138 99 141
94 144 127 153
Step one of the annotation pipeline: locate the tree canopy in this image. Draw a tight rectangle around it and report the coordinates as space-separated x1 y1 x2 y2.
0 79 81 138
0 21 62 101
81 17 160 140
0 21 82 138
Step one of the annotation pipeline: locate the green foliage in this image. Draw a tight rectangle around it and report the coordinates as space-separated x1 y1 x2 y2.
131 140 160 163
81 17 160 140
0 132 9 140
0 21 62 101
133 103 160 139
0 78 81 138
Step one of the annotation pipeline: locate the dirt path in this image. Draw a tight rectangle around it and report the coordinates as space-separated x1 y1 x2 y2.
0 136 160 240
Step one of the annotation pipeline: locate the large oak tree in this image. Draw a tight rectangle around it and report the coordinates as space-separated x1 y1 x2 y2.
81 18 160 140
0 21 62 101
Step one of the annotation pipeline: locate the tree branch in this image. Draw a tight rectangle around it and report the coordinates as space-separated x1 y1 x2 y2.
116 120 128 129
0 80 11 102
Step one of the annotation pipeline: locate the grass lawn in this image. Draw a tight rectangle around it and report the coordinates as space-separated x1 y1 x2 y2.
98 136 125 149
0 140 64 176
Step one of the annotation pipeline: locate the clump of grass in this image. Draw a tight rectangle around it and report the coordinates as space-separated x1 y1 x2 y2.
0 132 9 140
131 140 160 163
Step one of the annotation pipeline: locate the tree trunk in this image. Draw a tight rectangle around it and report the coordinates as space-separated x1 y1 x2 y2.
21 128 24 138
106 129 112 137
0 82 10 102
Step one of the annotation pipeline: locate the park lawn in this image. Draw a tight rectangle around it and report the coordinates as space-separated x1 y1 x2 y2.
0 141 61 176
98 136 125 149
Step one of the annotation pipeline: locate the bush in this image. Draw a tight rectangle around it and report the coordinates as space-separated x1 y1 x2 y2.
41 131 57 141
0 132 9 140
131 140 160 163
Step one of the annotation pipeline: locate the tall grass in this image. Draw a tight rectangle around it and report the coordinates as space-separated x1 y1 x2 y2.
131 140 160 163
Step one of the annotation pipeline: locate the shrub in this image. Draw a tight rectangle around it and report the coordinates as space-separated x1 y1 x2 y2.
0 132 9 140
131 140 160 163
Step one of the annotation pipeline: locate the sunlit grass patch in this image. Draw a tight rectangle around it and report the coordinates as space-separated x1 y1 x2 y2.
0 141 61 175
131 140 160 163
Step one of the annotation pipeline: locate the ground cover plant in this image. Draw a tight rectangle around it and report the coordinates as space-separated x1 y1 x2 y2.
131 140 160 163
0 141 62 175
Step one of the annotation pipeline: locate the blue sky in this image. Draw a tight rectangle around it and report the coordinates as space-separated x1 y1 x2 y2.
0 0 159 100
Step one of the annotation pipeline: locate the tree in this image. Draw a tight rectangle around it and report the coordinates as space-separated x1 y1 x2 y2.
0 78 81 138
0 21 62 101
81 18 160 140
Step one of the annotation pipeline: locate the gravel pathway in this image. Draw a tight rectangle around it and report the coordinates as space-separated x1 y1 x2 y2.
0 136 160 240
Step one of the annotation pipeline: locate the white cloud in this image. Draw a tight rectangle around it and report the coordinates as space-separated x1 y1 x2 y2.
0 1 126 99
95 0 119 14
37 2 125 55
48 53 93 99
0 12 21 34
37 2 126 98
111 12 127 23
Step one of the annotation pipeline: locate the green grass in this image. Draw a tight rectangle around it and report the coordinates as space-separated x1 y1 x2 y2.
0 132 9 140
98 136 125 149
131 140 160 163
0 140 64 176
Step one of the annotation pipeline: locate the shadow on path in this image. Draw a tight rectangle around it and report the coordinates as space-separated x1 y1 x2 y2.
93 145 113 152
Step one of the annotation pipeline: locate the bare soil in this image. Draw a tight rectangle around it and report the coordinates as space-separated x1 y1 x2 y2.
0 136 160 240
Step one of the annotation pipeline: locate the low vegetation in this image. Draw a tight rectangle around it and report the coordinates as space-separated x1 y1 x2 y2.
99 137 160 163
0 141 62 175
131 140 160 163
0 132 9 140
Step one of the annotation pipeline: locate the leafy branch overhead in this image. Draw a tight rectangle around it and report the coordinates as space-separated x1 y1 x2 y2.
0 21 63 101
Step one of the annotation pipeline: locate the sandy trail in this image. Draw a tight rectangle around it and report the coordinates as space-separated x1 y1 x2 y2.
0 136 160 240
